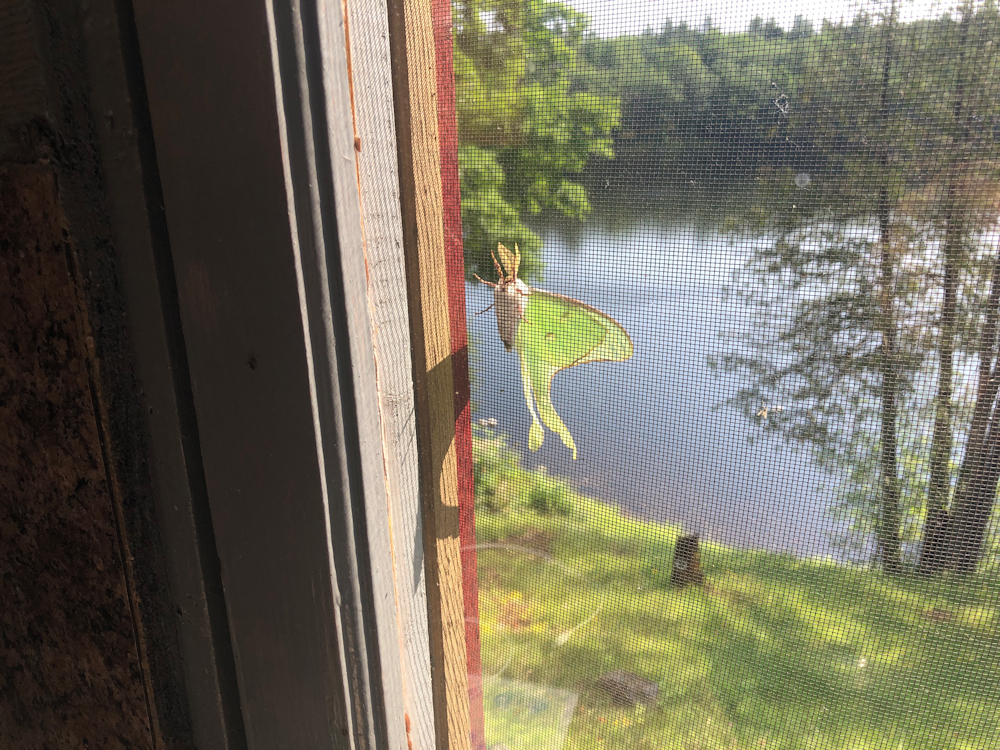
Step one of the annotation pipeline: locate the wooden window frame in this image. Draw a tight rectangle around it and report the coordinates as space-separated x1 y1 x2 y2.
115 0 480 747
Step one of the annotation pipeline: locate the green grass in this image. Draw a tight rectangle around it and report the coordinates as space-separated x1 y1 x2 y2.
472 432 1000 750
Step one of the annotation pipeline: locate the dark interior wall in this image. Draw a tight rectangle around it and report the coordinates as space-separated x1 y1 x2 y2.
0 164 155 749
1 0 220 746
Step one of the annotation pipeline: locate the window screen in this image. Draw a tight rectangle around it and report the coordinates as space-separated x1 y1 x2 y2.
451 0 1000 747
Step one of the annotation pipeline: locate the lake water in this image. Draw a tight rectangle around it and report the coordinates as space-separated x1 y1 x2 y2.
467 218 848 559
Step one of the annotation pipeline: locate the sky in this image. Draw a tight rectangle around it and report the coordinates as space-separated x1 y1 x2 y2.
570 0 956 36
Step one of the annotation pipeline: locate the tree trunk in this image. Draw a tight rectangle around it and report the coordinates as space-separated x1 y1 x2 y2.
878 206 903 573
920 182 961 573
950 424 1000 572
946 238 1000 572
876 2 903 573
920 4 975 573
670 535 705 587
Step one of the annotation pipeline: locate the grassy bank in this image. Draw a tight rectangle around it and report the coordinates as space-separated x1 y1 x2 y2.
472 431 1000 750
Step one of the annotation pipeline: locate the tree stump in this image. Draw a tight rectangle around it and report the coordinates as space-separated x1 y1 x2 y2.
670 534 704 587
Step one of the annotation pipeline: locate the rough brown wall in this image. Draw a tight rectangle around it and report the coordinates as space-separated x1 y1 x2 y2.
0 164 154 749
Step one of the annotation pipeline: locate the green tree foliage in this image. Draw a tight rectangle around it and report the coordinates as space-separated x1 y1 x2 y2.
717 3 909 570
453 0 620 280
714 1 1000 571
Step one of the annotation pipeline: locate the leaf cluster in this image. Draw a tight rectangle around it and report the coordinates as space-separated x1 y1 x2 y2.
454 0 621 280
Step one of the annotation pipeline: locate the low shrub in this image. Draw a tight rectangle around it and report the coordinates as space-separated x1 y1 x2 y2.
527 468 574 516
473 427 575 515
473 428 520 513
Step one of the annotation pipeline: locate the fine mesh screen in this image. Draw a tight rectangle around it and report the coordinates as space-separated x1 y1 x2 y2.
452 0 1000 747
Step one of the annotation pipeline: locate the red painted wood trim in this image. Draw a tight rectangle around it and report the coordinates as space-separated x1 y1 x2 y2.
430 2 485 748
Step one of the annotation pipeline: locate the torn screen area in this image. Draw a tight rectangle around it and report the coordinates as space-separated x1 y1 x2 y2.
449 1 1000 748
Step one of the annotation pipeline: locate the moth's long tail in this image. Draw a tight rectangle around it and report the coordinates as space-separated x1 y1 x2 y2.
521 354 578 459
519 354 546 452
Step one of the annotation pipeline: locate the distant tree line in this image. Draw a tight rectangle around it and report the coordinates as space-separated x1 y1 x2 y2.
575 6 1000 195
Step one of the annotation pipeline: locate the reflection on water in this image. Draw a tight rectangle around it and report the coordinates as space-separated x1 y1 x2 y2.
469 218 845 558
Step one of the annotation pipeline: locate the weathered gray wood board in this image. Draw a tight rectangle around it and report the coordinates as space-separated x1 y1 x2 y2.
346 0 435 745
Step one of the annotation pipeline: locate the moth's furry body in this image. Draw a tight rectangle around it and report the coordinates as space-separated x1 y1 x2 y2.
475 244 530 351
494 278 530 351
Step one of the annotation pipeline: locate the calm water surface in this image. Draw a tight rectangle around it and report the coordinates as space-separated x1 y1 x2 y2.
468 219 847 558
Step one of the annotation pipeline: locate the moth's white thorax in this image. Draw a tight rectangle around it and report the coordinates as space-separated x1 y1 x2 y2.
495 278 530 351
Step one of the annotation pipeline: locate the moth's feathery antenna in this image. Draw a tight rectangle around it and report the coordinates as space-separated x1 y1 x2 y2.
473 273 497 288
491 246 506 279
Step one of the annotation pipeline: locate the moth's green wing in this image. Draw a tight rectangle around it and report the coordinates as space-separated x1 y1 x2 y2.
514 290 633 458
524 290 632 365
565 301 633 366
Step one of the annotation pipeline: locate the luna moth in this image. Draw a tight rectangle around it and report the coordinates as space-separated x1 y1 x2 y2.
475 243 633 459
